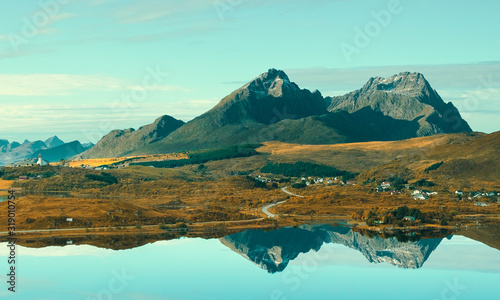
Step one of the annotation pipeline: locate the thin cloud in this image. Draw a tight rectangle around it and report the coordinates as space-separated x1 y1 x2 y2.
0 74 122 95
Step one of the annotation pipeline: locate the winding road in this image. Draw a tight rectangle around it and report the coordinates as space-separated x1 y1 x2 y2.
260 186 304 218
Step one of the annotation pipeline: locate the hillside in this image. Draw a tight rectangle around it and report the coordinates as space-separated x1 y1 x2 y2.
79 115 185 159
31 141 93 162
357 131 500 189
255 132 485 173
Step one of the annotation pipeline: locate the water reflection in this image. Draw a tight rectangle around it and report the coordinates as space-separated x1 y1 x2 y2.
220 224 448 273
1 224 500 299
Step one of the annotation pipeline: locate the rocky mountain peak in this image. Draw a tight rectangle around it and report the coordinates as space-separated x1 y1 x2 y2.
45 135 65 148
244 68 298 98
363 72 430 96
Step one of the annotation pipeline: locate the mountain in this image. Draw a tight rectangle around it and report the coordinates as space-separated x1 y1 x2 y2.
83 69 473 158
44 136 65 148
0 140 48 165
79 115 185 159
31 141 93 163
138 69 329 154
220 225 444 273
326 72 472 137
0 136 92 165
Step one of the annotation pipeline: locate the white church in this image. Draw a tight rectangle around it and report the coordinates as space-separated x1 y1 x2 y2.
37 154 49 166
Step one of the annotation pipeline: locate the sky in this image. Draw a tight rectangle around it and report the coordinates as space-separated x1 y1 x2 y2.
0 0 499 143
1 235 500 299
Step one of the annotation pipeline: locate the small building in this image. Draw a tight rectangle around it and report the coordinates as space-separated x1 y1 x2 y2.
347 180 356 185
474 202 489 207
413 193 428 200
67 218 73 222
404 216 416 222
19 176 28 180
455 190 463 195
37 154 49 166
381 182 391 189
412 190 422 195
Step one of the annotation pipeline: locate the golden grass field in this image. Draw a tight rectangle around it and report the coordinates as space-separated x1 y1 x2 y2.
66 153 188 168
256 133 485 172
0 179 13 190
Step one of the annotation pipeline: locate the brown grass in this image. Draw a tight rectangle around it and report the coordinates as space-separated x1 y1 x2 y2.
256 133 484 172
0 179 13 190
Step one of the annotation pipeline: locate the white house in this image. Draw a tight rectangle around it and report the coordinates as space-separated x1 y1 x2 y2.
381 182 391 189
413 193 428 200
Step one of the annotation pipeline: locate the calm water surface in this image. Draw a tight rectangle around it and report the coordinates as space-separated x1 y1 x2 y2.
1 224 499 299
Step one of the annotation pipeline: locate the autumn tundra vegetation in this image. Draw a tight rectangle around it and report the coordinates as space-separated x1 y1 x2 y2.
0 132 499 245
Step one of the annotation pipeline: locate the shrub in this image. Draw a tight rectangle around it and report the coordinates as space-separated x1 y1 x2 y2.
425 161 444 173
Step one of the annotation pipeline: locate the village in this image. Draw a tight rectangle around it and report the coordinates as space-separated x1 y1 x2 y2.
247 173 500 207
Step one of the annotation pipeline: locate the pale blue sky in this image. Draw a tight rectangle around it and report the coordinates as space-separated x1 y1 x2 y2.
1 235 499 299
0 0 499 143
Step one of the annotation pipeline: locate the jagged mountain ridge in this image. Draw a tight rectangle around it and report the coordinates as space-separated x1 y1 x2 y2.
80 69 473 157
0 136 93 166
220 225 444 273
326 72 472 136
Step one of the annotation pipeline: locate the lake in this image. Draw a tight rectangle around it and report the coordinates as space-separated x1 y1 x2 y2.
1 224 499 299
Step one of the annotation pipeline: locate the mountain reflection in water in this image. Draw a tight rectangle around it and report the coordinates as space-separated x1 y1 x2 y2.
220 225 446 273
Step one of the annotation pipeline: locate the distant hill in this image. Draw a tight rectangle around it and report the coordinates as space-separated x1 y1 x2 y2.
78 115 185 159
82 69 474 158
0 136 93 165
0 140 48 165
31 141 94 163
44 136 65 148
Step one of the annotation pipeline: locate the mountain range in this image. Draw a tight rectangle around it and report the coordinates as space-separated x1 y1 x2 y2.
220 224 444 273
79 69 472 159
0 136 93 166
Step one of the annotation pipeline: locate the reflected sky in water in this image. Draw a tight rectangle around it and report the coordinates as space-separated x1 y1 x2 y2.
0 230 499 299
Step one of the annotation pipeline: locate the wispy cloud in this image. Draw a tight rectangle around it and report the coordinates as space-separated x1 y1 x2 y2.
0 74 190 96
114 0 208 24
0 74 122 95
